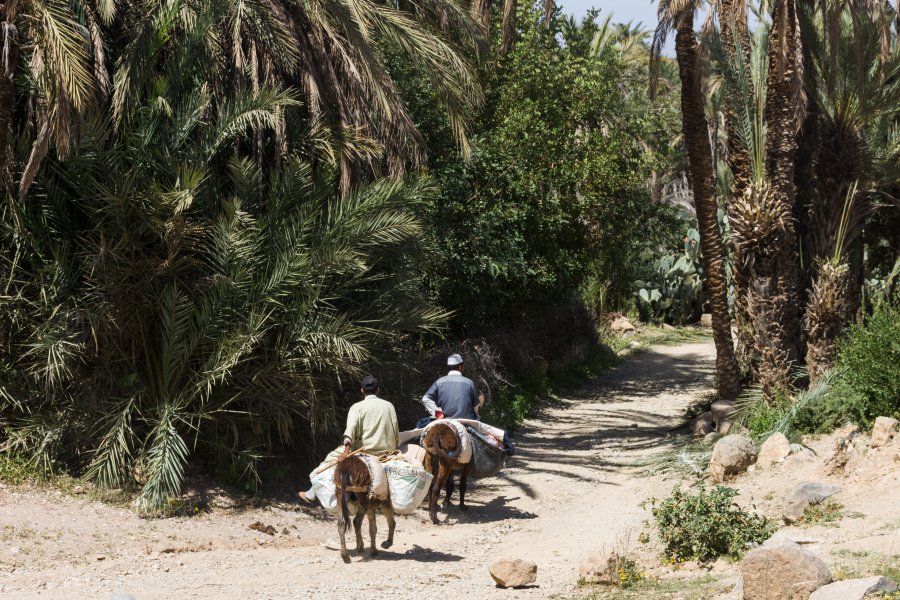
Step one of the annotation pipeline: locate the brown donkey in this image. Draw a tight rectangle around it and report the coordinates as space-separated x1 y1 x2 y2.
333 455 395 563
423 421 471 525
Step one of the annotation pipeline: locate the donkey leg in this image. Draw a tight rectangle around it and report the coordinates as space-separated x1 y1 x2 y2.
428 458 444 525
458 465 470 512
352 507 365 554
381 501 395 549
338 510 351 564
367 504 379 557
442 472 455 510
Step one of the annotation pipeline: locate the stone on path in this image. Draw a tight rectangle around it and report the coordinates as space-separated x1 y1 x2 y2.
872 416 898 448
691 412 713 437
740 543 832 600
757 432 792 467
610 316 636 335
711 400 737 426
709 434 756 482
489 559 537 588
762 528 821 548
578 555 618 585
783 482 841 524
809 576 898 600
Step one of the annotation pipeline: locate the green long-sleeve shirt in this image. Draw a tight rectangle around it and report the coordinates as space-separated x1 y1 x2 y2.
342 395 399 454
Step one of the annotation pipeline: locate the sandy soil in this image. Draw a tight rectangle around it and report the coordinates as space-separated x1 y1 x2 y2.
1 341 896 600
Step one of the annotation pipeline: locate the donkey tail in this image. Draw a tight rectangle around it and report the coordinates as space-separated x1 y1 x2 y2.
339 468 351 534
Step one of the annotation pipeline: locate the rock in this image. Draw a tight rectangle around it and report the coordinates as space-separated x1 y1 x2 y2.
662 323 676 331
783 482 841 524
72 485 85 494
762 529 822 548
489 559 537 588
740 543 832 600
610 316 636 334
809 576 898 600
578 556 616 585
711 400 737 426
872 416 898 448
700 313 713 328
757 433 792 467
718 420 735 435
691 412 714 437
709 434 756 482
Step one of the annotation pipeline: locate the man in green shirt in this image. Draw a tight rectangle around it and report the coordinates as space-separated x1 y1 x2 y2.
299 375 398 503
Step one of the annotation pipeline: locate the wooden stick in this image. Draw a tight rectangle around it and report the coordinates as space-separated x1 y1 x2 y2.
312 447 368 474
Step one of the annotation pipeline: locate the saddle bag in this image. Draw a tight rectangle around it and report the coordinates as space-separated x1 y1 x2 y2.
383 461 433 515
466 426 507 479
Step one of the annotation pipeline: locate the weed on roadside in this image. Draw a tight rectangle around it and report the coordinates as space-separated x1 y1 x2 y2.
831 550 900 584
583 574 731 599
798 499 845 527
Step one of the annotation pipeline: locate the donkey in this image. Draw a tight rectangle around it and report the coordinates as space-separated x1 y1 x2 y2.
423 421 471 525
333 455 395 563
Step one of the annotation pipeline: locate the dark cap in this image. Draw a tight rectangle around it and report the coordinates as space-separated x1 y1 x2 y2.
360 375 379 393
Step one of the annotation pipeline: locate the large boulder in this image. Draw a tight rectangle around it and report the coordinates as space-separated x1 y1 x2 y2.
740 543 832 600
872 416 898 448
757 433 792 467
709 434 756 482
610 316 636 335
809 576 898 600
489 559 537 588
783 482 841 524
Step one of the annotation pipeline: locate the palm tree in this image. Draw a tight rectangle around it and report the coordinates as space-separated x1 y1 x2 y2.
111 0 484 191
799 1 900 380
654 1 742 402
0 0 105 201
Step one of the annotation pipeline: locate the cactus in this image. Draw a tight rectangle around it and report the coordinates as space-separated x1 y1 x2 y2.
634 228 706 325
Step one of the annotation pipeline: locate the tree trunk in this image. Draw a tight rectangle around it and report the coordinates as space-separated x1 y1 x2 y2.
756 0 803 397
500 0 517 55
719 0 757 381
675 16 742 402
805 260 850 382
0 19 18 201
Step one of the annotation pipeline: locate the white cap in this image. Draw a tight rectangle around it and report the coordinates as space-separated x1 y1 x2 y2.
447 354 463 366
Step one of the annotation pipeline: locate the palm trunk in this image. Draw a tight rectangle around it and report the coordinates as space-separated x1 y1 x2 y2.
805 260 850 382
0 19 18 200
500 0 517 55
675 16 741 402
719 0 757 380
756 0 803 398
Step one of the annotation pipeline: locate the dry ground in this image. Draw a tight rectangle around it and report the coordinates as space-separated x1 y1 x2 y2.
1 341 897 600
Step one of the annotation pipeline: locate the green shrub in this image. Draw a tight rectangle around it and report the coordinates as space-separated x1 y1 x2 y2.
645 485 775 562
793 302 900 432
829 302 900 427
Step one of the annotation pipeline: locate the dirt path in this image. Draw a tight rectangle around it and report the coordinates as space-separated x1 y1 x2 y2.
0 342 717 600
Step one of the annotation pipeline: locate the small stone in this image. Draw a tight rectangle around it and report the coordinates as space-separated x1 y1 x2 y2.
489 559 537 588
691 412 713 437
757 432 792 467
718 420 735 435
610 316 637 334
740 543 832 600
709 434 756 482
579 556 616 585
783 482 841 524
809 576 898 600
662 323 676 331
700 313 713 328
872 416 898 448
96 555 107 561
711 400 737 426
72 485 85 494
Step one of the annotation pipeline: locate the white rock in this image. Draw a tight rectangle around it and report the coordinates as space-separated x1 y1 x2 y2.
809 576 898 600
757 432 792 467
872 416 898 448
709 434 756 482
783 482 841 524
